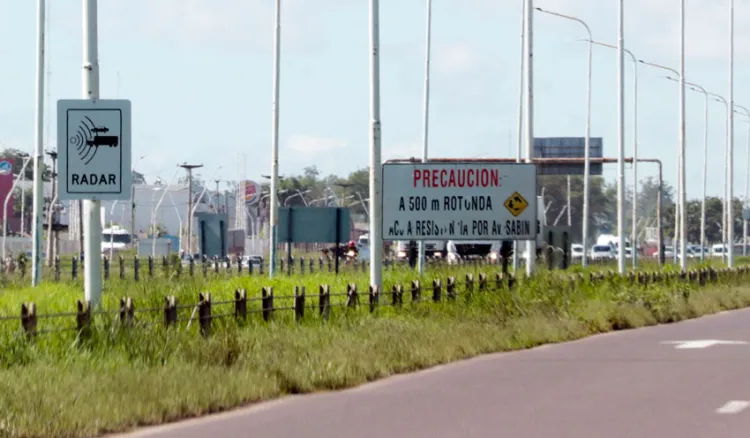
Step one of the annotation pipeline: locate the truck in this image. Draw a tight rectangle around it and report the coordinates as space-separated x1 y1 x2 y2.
101 225 133 254
446 195 546 263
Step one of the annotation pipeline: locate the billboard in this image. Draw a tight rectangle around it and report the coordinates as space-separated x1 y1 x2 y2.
243 180 261 205
0 158 14 224
533 137 603 176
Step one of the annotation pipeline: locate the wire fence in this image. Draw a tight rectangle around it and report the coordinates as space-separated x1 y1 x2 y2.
0 247 656 284
1 265 746 340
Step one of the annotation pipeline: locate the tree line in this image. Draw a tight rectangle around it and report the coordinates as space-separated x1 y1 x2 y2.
0 146 740 245
256 165 742 245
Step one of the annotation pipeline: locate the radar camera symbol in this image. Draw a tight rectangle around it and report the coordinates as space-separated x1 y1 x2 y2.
68 116 119 165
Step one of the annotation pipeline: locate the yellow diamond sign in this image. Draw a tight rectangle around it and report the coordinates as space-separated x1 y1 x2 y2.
504 192 529 217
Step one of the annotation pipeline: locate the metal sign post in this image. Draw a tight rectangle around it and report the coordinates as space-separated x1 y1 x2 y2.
55 0 132 307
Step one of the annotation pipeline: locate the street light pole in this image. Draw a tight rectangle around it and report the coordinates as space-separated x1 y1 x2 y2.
638 59 681 264
673 80 709 262
616 0 626 274
417 0 432 277
535 8 593 268
523 0 536 275
269 0 282 278
710 94 730 263
513 4 525 272
727 0 735 268
589 40 638 267
678 0 687 272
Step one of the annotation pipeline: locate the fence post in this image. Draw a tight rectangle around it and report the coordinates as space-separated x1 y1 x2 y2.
447 277 456 300
247 258 254 275
262 287 274 322
411 280 421 303
369 285 379 313
18 258 26 277
76 300 92 338
237 257 243 275
478 273 487 291
103 256 110 280
309 258 314 274
318 284 329 320
118 256 125 280
299 257 305 275
391 284 404 308
164 296 177 328
148 256 154 277
213 258 219 274
294 286 305 321
72 256 78 280
346 283 359 309
119 297 134 327
54 256 61 281
134 256 140 281
494 273 503 290
20 302 37 339
432 279 441 302
465 274 474 295
198 292 212 337
234 288 247 320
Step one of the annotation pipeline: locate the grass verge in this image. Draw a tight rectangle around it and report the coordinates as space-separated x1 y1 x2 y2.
0 267 749 437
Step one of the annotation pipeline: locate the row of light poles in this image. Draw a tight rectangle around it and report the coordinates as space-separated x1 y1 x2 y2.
533 0 739 272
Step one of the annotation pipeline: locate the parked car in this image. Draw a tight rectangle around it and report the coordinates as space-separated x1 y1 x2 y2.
571 243 584 259
590 244 615 261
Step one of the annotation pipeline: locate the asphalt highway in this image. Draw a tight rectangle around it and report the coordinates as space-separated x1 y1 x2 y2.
113 308 750 438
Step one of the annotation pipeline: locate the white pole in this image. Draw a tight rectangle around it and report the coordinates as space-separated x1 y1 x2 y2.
3 158 32 260
678 0 687 272
699 88 708 262
710 94 729 260
524 0 536 276
417 0 432 276
269 0 281 278
616 0 625 274
31 0 46 286
630 55 639 268
513 3 525 272
82 0 102 306
536 9 592 269
727 0 735 268
368 0 383 291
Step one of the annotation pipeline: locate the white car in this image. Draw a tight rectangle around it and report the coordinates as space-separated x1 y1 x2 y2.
590 244 615 261
571 243 584 258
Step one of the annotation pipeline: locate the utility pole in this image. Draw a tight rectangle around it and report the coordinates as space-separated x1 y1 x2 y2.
44 150 57 267
180 163 203 255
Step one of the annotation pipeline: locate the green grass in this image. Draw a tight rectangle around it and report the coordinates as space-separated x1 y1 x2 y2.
0 261 749 437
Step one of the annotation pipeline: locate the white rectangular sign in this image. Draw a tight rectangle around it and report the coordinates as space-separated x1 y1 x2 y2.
57 99 132 201
381 162 538 241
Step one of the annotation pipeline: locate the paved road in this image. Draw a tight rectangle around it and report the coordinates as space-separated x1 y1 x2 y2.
114 308 750 438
